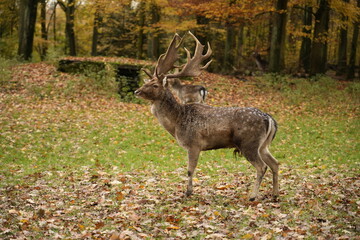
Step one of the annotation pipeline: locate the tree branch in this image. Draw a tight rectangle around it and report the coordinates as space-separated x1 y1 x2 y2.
46 2 58 33
57 0 66 11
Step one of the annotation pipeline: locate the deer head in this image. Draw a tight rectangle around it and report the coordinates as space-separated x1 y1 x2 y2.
137 31 212 95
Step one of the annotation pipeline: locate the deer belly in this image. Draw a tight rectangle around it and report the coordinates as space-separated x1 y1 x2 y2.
200 131 235 150
202 138 234 150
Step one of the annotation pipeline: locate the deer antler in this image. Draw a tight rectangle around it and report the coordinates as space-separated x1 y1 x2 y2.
142 68 153 78
166 31 212 78
145 32 212 81
153 33 184 79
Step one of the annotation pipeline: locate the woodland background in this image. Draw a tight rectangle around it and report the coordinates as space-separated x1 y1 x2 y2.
1 0 359 78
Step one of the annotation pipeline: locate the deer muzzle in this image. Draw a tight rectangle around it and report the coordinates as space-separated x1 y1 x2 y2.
134 89 141 96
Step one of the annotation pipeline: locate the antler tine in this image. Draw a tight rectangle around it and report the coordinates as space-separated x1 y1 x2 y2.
154 33 185 80
190 31 212 60
201 42 213 69
142 68 153 78
166 31 212 78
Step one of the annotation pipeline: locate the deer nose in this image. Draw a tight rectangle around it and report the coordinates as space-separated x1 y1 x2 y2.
134 89 141 95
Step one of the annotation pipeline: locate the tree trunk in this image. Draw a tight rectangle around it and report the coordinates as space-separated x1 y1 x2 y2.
268 12 273 48
136 1 145 59
235 25 244 69
40 0 47 60
347 0 360 79
194 15 210 46
223 24 235 73
53 2 57 47
299 6 312 73
147 1 160 60
336 0 349 76
58 0 76 56
151 31 160 60
222 0 236 73
66 0 76 56
18 0 38 60
309 0 330 75
269 0 288 73
91 8 102 56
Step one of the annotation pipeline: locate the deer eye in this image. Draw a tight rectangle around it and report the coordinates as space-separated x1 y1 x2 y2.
152 85 159 88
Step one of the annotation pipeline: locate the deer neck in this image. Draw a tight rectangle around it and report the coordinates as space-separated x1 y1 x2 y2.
151 89 183 137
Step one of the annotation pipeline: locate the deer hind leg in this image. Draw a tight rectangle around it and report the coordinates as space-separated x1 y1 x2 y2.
186 148 200 197
260 146 279 199
242 147 268 201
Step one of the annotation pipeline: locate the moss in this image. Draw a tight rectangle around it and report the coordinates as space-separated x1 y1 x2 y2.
57 57 152 102
58 60 106 74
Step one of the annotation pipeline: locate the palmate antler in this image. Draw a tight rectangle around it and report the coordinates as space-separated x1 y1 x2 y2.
155 33 184 78
143 31 212 81
166 31 212 78
143 33 184 79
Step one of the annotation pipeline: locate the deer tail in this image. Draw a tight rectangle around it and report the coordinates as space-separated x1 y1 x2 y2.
199 87 207 101
265 115 278 145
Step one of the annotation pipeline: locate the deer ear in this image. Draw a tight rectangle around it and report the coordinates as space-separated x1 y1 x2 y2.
162 76 169 87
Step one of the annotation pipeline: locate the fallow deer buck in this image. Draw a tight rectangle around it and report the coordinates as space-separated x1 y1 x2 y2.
135 32 279 201
168 78 207 104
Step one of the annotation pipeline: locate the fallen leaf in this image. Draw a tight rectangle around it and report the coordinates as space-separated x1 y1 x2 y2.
95 221 104 229
242 233 253 239
116 192 124 201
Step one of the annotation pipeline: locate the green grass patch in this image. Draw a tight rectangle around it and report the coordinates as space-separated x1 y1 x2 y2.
1 68 359 184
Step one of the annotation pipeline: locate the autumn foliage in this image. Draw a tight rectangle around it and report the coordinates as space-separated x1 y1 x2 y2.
1 0 359 78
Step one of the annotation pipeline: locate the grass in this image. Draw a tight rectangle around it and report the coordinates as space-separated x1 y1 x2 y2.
0 61 359 239
0 61 359 183
3 108 356 185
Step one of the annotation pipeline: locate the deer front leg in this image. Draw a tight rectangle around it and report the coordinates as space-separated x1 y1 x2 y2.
186 148 200 197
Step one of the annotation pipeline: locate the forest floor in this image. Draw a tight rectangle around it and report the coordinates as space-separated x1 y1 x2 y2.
0 61 359 239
